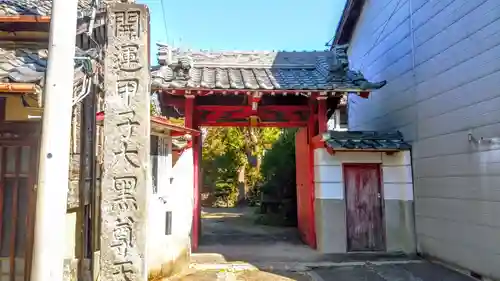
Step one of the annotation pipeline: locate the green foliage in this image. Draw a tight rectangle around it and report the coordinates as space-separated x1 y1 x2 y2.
257 128 298 225
260 128 298 192
202 127 281 206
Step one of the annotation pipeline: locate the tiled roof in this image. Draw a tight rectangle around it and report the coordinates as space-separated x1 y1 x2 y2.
0 42 96 91
322 131 411 150
0 43 47 86
0 0 96 17
151 43 387 92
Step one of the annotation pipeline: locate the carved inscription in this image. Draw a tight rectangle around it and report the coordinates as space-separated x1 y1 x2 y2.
113 261 134 281
102 4 150 281
116 44 142 72
114 111 140 168
112 177 138 211
110 216 135 257
115 11 140 39
117 80 139 106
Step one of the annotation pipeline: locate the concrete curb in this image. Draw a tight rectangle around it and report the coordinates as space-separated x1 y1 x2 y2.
304 271 326 281
253 259 425 272
189 262 259 272
188 259 425 273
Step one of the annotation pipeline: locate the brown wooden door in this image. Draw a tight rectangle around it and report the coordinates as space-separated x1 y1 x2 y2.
0 144 37 281
344 164 385 252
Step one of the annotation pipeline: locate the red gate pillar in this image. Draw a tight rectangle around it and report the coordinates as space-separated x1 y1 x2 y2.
306 96 317 248
185 95 200 251
317 97 327 134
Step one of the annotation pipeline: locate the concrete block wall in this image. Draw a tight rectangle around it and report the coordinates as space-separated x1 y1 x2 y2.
313 149 415 254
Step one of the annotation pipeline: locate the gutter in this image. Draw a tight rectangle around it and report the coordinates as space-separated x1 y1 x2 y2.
0 14 107 35
0 83 38 93
0 15 51 23
95 111 201 136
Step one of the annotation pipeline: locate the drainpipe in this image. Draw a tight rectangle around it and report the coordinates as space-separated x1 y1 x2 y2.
77 79 97 280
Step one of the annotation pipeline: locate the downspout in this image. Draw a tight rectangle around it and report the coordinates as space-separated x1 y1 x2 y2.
88 78 98 280
78 75 97 281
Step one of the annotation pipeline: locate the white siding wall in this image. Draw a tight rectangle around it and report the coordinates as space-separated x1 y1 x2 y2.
314 149 413 201
346 0 500 278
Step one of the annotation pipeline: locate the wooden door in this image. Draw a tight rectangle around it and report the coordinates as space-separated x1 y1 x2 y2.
295 128 315 248
344 164 385 252
0 144 37 281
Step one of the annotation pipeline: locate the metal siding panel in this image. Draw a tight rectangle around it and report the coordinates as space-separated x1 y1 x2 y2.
347 0 500 278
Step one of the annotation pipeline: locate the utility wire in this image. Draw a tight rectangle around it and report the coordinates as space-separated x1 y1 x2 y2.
159 0 170 45
140 0 170 44
359 0 403 69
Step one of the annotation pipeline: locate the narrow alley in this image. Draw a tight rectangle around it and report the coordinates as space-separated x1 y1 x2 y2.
174 207 477 281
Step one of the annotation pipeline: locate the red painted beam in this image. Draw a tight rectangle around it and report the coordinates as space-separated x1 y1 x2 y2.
196 105 248 112
196 105 310 125
159 88 327 96
197 121 308 127
317 98 327 133
195 105 309 112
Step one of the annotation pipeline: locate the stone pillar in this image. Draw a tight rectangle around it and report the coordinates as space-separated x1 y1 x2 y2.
101 4 150 281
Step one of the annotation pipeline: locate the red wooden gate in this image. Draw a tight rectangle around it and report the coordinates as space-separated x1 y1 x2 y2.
344 164 385 252
295 128 316 248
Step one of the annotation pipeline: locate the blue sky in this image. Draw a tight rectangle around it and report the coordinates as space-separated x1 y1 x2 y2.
138 0 347 64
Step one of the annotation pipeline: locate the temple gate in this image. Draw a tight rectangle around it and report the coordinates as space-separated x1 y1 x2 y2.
151 43 386 250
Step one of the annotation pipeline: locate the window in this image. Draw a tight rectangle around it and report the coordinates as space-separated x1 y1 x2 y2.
150 135 159 194
338 106 348 131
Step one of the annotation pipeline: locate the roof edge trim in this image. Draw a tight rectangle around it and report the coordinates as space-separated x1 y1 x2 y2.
332 0 365 47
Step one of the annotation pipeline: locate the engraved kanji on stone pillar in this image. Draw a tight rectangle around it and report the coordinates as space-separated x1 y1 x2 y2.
101 4 150 281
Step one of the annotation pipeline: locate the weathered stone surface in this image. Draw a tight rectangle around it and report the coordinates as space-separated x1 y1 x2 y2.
63 259 78 281
100 4 150 281
69 154 81 180
71 103 82 154
62 259 92 281
148 247 190 280
67 179 92 210
67 180 80 209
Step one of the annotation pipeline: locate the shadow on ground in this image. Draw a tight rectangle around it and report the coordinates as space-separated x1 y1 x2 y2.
197 207 322 263
181 207 475 281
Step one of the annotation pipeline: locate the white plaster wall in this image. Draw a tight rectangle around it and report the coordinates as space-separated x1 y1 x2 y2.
147 139 194 273
167 148 194 256
313 148 414 253
314 149 413 201
63 212 77 259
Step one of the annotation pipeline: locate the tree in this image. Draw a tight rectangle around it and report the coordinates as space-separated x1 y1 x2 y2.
202 127 281 206
257 128 298 225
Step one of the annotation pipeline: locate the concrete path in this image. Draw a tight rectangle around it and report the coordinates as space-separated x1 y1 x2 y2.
198 207 324 263
177 207 475 281
311 262 476 281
